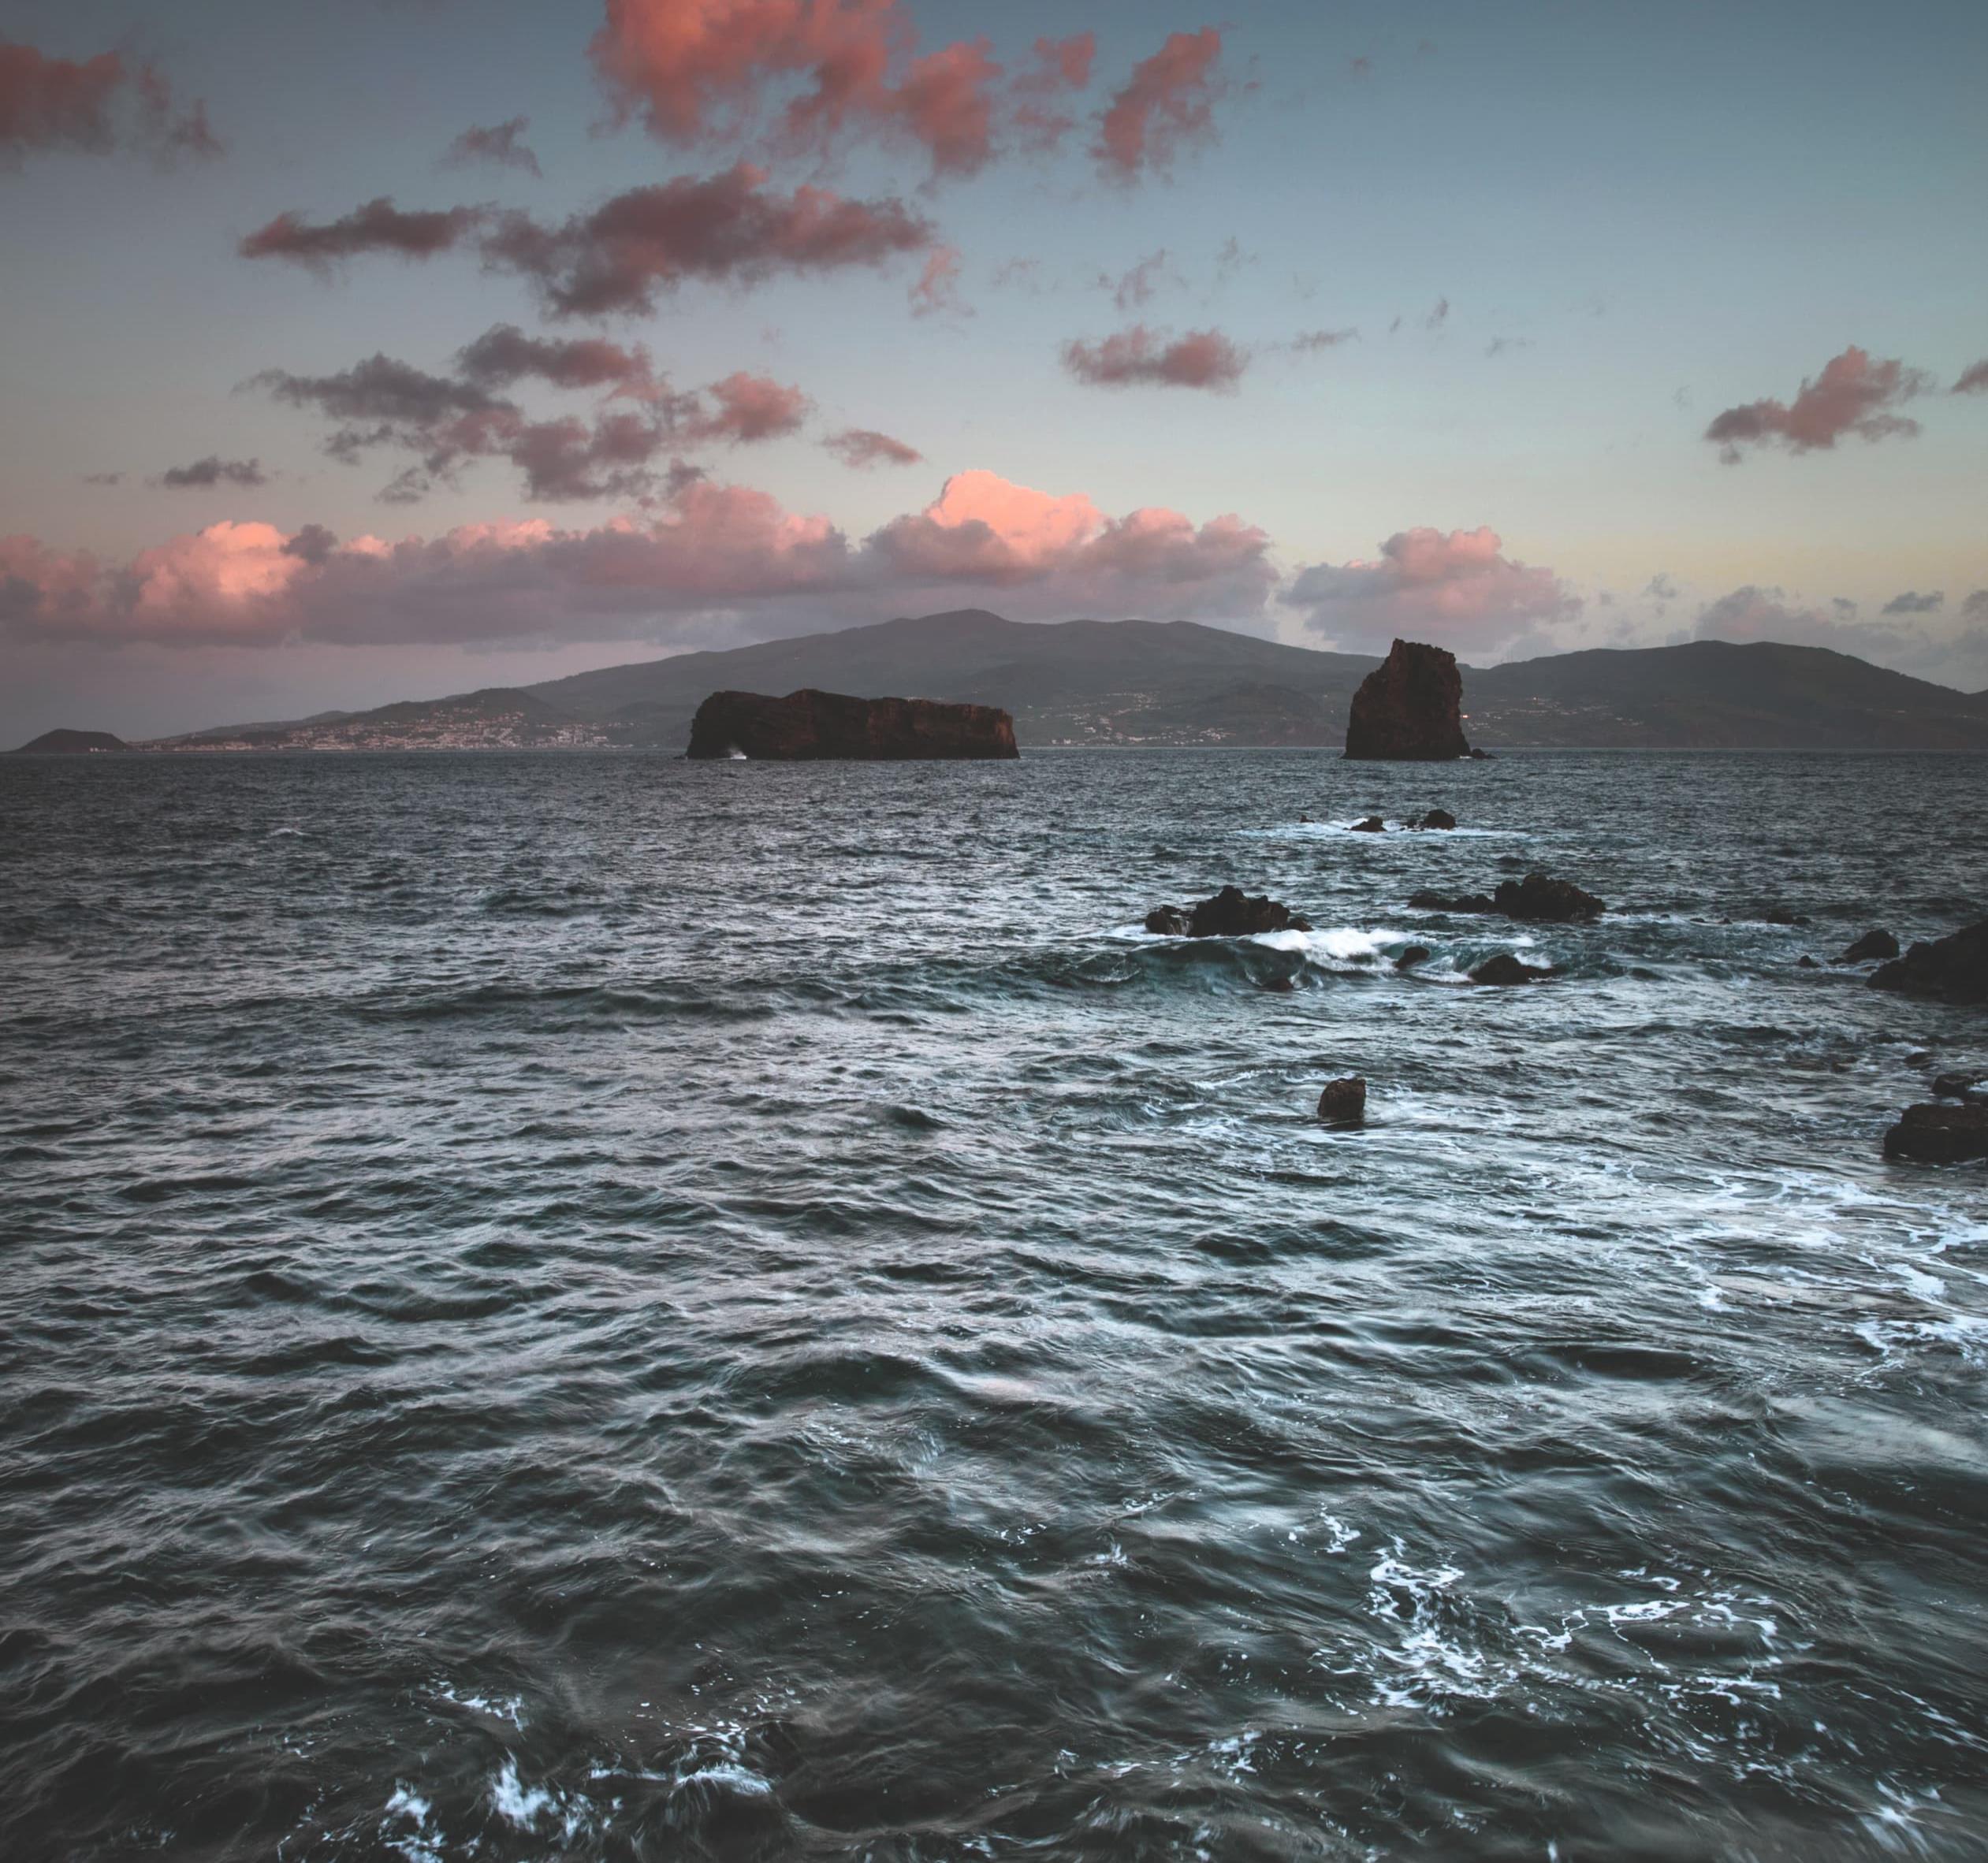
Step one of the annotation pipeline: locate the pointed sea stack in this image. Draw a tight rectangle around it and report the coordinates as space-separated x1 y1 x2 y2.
1342 639 1471 760
686 689 1019 760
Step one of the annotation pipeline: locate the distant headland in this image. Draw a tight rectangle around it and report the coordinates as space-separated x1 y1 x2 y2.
686 690 1018 760
8 729 129 755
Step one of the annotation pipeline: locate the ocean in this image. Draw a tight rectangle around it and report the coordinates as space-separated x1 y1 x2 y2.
2 748 1984 1861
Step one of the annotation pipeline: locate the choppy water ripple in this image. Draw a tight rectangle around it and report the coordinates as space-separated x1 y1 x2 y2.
2 748 1986 1861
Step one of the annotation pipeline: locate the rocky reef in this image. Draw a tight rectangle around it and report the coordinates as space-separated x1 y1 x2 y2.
1869 918 1988 1004
1145 887 1312 938
1343 639 1472 760
1409 873 1606 922
686 689 1018 760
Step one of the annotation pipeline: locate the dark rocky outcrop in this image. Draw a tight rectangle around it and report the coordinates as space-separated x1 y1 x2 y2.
1316 1077 1367 1125
1869 919 1988 1005
1342 639 1471 761
685 688 1018 760
1470 954 1556 986
1394 944 1431 972
1760 906 1810 927
1494 873 1605 922
1409 872 1603 922
1350 815 1385 832
1932 1070 1986 1101
1797 955 1821 969
1883 1103 1988 1163
1145 887 1312 939
1411 808 1457 830
1837 929 1899 964
9 727 128 754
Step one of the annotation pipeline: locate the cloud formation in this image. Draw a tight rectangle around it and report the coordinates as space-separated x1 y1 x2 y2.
1953 359 1988 396
0 38 219 166
1283 526 1579 653
442 116 541 177
1 471 1275 650
1094 28 1224 180
157 456 269 490
587 1 1097 178
1062 325 1246 391
240 166 936 315
1882 589 1944 615
823 428 921 469
1704 346 1932 461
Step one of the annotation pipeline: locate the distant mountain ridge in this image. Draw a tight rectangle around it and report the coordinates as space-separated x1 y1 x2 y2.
135 611 1988 752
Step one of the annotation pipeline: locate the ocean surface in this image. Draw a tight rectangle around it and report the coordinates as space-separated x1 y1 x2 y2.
2 748 1986 1863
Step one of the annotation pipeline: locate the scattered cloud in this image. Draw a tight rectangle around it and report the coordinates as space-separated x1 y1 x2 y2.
241 166 936 317
1424 296 1449 330
1703 345 1932 461
157 456 269 490
1094 28 1225 180
1965 590 1988 620
1061 325 1246 391
1953 359 1988 396
1290 328 1357 353
1644 572 1679 602
0 470 1275 649
442 116 541 177
682 370 810 443
0 37 220 168
82 471 124 486
240 197 486 270
908 244 966 317
824 428 921 469
1882 589 1944 615
1484 335 1531 358
455 324 663 400
1102 249 1170 311
1283 525 1579 654
587 0 1096 180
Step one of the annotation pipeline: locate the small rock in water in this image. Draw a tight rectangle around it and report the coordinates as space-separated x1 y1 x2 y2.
1470 954 1556 987
1409 889 1498 914
1316 1077 1367 1125
1761 905 1811 927
1837 928 1899 963
1417 808 1457 831
1796 955 1820 969
1350 815 1386 833
1145 886 1312 939
1883 1102 1988 1164
1394 944 1432 972
1931 1070 1987 1101
1494 873 1605 922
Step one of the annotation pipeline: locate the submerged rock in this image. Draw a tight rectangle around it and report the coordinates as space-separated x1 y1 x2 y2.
1342 639 1472 761
1145 886 1312 938
1350 815 1386 833
1409 889 1498 915
1837 928 1900 963
1761 905 1811 927
1883 1102 1988 1163
1470 954 1556 987
1394 944 1432 972
1869 918 1988 1005
1316 1077 1367 1125
685 688 1018 760
1797 955 1821 969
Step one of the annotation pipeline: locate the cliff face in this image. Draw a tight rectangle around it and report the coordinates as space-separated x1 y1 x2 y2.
685 689 1020 760
1342 639 1471 760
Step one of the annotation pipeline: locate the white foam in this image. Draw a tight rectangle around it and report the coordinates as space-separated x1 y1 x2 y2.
490 1758 554 1828
435 1684 524 1726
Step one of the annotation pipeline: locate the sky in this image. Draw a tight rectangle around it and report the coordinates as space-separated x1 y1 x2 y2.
2 0 1985 742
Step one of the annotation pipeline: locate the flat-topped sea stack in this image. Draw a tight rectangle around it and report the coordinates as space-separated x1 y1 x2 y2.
9 728 128 754
1343 639 1471 760
686 689 1019 761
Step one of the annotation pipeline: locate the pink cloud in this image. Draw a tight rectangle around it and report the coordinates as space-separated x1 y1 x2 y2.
1012 32 1096 151
2 472 1274 649
1062 325 1247 391
1283 526 1579 653
681 371 810 443
908 244 966 318
1704 346 1933 461
1953 359 1988 396
823 428 921 468
441 116 541 177
1093 28 1225 180
0 38 219 165
240 198 486 270
455 324 664 400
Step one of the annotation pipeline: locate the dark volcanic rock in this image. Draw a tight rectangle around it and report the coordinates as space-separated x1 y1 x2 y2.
1350 815 1385 832
1413 808 1457 830
1316 1077 1367 1125
1470 954 1556 986
1761 906 1810 927
9 727 128 754
1493 873 1606 922
1797 955 1821 969
1145 887 1312 938
686 688 1018 760
1409 890 1498 915
1342 639 1471 761
1932 1070 1986 1100
1394 944 1432 972
1837 928 1899 964
1883 1102 1988 1163
1869 919 1988 1004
